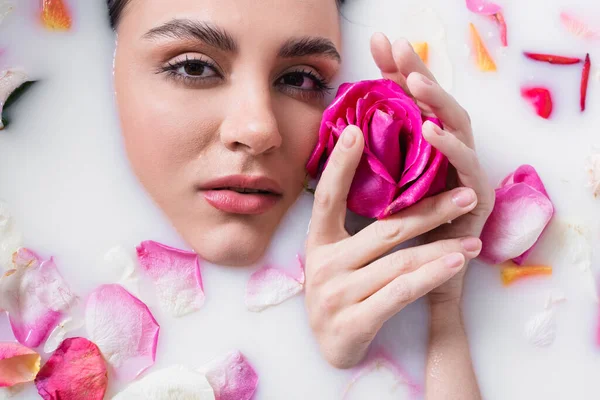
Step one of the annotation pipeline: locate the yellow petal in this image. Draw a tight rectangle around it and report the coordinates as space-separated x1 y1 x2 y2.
501 265 552 286
412 42 429 65
469 23 497 72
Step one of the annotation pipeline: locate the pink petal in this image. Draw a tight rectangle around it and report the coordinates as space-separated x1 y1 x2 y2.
245 265 304 312
0 342 41 387
0 249 77 348
480 166 554 265
465 0 502 15
343 348 421 400
560 11 600 40
85 284 160 382
35 337 107 400
136 241 205 317
200 351 258 400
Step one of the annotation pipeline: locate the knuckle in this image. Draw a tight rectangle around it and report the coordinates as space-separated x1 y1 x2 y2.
313 189 332 210
389 279 413 304
391 250 416 274
375 219 404 243
319 285 344 314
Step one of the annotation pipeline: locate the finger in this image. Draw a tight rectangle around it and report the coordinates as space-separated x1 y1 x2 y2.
407 72 474 146
357 252 465 325
332 186 478 269
391 38 437 83
422 121 494 210
307 125 365 248
345 237 481 303
370 33 408 92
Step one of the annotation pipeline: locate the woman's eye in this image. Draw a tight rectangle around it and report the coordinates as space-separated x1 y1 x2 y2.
176 61 218 78
279 72 318 90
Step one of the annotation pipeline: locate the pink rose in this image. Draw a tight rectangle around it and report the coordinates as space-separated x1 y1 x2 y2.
307 79 448 219
480 165 554 265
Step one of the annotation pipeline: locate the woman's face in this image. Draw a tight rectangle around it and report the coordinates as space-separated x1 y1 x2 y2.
114 0 342 266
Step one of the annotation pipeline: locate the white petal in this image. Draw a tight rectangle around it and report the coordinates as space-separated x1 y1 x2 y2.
245 267 303 312
524 310 557 347
0 201 22 270
43 316 85 354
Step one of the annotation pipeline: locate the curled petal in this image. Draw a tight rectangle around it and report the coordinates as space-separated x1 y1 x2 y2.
40 0 72 31
136 240 205 317
0 342 40 387
35 337 107 400
501 265 552 286
465 0 502 15
113 365 215 400
581 53 591 112
0 202 22 270
43 316 84 354
200 350 258 400
85 284 160 382
523 52 582 65
245 266 304 312
0 70 34 130
521 87 553 119
0 249 77 348
480 165 554 265
469 23 497 72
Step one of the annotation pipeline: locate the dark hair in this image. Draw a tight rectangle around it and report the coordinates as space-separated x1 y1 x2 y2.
107 0 345 29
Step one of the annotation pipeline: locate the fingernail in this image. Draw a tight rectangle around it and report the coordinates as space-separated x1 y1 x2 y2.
420 74 433 86
342 127 356 148
444 253 464 269
461 237 482 253
430 122 445 136
452 189 476 208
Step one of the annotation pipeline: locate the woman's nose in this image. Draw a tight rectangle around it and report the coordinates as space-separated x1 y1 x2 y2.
220 85 282 156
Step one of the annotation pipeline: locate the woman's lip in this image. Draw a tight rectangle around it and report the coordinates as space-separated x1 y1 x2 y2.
202 190 280 215
199 175 283 195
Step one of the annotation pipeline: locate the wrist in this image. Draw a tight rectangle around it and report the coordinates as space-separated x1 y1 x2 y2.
429 299 463 330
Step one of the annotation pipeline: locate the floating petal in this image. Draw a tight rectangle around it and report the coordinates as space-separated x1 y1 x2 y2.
40 0 72 31
0 249 76 348
0 202 22 270
469 23 497 72
113 365 215 400
412 42 429 64
560 12 600 40
0 70 33 130
199 351 258 400
521 87 553 119
581 53 591 112
245 266 304 312
0 2 13 26
136 240 205 317
524 310 557 347
491 12 508 46
43 316 84 354
0 342 40 387
501 265 552 286
105 245 140 297
523 52 582 65
585 152 600 198
85 284 159 382
465 0 502 15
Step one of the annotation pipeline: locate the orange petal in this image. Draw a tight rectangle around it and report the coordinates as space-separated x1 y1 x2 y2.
0 342 41 387
469 23 497 72
41 0 72 31
501 265 552 286
412 42 429 65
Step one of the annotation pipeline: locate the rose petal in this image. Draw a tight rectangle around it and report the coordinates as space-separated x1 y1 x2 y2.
469 23 497 72
40 0 72 31
465 0 502 15
560 11 600 40
412 42 429 64
0 342 40 387
501 265 552 286
343 348 421 400
581 53 591 112
0 70 33 130
480 165 554 265
491 12 508 46
245 265 303 312
525 310 557 347
105 245 141 297
0 202 22 270
43 316 84 354
0 2 13 26
521 86 553 119
113 365 215 400
585 152 600 198
136 240 205 317
559 223 599 303
85 284 160 382
34 337 107 400
199 351 258 400
0 249 77 348
545 289 567 309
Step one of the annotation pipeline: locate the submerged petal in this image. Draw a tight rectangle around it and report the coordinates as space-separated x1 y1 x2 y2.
113 365 215 400
40 0 72 31
0 202 22 270
469 23 497 72
245 266 304 312
465 0 502 15
0 342 40 388
85 284 160 382
501 265 552 286
200 351 258 400
136 241 205 317
35 337 107 400
0 249 77 348
43 316 84 354
524 310 557 347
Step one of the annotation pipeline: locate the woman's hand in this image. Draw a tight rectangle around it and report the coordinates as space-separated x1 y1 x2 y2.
370 33 495 307
304 124 483 369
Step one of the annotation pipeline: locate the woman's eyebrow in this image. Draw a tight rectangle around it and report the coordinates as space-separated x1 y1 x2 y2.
142 19 238 53
278 37 341 63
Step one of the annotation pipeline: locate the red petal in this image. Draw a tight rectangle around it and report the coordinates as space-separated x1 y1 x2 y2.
35 337 107 400
521 87 553 119
491 12 508 47
523 52 582 65
581 53 591 112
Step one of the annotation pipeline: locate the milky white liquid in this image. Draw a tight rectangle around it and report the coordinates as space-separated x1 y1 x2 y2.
1 0 599 398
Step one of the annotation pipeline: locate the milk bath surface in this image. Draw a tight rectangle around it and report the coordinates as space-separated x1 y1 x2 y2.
1 0 600 399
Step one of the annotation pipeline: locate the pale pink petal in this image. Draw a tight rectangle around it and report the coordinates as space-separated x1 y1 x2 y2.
0 2 13 26
43 316 84 354
0 342 40 387
0 202 22 271
245 266 304 312
200 351 258 400
480 166 554 265
0 249 77 348
465 0 502 15
35 337 107 400
136 241 205 317
295 254 306 285
343 348 421 400
85 284 160 382
0 70 29 130
560 11 600 40
104 246 140 297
